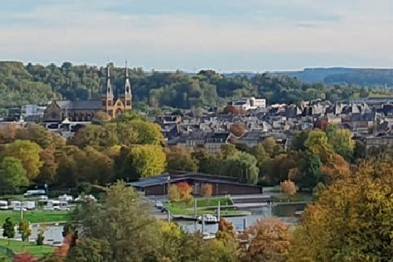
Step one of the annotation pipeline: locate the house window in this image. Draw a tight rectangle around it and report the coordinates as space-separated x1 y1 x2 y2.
126 101 131 106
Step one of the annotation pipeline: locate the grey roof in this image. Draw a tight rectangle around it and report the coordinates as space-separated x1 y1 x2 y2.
56 100 102 110
128 173 260 189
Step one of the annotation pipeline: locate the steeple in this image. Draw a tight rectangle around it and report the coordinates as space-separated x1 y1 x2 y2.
124 60 132 110
106 65 113 99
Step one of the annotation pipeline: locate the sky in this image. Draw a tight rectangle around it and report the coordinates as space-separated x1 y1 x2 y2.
0 0 392 72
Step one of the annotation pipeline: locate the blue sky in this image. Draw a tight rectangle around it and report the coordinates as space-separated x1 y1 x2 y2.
0 0 392 71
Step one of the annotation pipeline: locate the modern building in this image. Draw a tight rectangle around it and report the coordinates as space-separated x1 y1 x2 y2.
129 173 263 196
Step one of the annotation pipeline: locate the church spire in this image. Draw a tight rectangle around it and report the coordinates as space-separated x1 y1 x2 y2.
106 64 113 98
124 61 132 110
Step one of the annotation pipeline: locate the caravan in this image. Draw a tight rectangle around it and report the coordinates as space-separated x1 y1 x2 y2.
0 201 8 210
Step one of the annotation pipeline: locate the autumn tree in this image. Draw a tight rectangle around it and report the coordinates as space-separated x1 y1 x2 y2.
166 146 198 172
176 182 193 202
280 180 297 196
37 146 59 184
18 220 32 242
243 219 291 262
290 159 393 261
82 146 114 184
3 140 43 181
168 184 181 202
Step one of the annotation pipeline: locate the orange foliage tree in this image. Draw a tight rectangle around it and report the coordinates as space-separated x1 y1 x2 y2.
280 180 297 196
243 219 291 262
176 182 193 202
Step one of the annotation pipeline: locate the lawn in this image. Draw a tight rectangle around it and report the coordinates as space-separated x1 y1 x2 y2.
166 197 250 217
0 239 54 258
0 211 70 225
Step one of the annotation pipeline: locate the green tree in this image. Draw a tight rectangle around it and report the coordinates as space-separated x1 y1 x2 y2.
2 217 15 244
122 145 166 180
0 157 28 192
3 140 43 181
326 125 355 161
224 151 259 184
305 130 334 162
71 182 162 261
66 238 111 262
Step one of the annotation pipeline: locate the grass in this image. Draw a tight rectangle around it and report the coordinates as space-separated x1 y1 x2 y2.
166 197 250 217
0 211 70 225
0 239 54 258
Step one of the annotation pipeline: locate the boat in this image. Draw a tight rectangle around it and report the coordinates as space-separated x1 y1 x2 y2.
197 214 219 224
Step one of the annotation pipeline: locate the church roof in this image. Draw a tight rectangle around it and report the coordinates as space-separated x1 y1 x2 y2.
56 100 102 110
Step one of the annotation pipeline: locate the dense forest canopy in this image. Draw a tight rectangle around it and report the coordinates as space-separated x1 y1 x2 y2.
0 61 392 112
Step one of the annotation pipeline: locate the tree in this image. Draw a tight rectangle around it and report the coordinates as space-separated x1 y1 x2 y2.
168 184 181 202
2 217 15 243
3 140 43 181
18 220 31 242
71 182 162 261
128 120 164 145
123 145 166 180
280 180 297 196
36 230 45 246
37 146 58 184
243 219 291 262
0 157 28 192
326 126 355 161
176 182 193 202
66 238 111 262
82 146 114 184
166 146 198 172
262 137 281 157
304 130 334 163
224 151 259 184
289 159 393 261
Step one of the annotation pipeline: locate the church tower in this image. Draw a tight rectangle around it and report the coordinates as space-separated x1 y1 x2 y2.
103 65 114 117
124 61 133 110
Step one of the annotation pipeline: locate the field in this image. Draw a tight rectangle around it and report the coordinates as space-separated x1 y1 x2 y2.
0 211 70 225
0 239 54 258
166 197 250 217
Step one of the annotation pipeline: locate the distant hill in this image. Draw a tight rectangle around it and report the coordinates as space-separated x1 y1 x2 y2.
275 68 393 87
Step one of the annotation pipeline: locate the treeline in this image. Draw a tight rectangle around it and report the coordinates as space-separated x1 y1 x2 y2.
0 112 168 193
1 61 390 112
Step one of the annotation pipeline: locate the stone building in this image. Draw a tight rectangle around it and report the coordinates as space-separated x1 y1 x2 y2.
43 64 132 122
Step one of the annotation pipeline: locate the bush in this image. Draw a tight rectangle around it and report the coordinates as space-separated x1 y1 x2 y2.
36 230 45 245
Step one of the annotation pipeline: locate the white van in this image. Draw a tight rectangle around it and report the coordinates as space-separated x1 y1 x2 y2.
44 200 69 211
23 201 36 210
24 189 46 197
0 200 8 210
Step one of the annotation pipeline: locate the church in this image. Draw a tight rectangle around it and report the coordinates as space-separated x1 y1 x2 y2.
43 64 133 122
